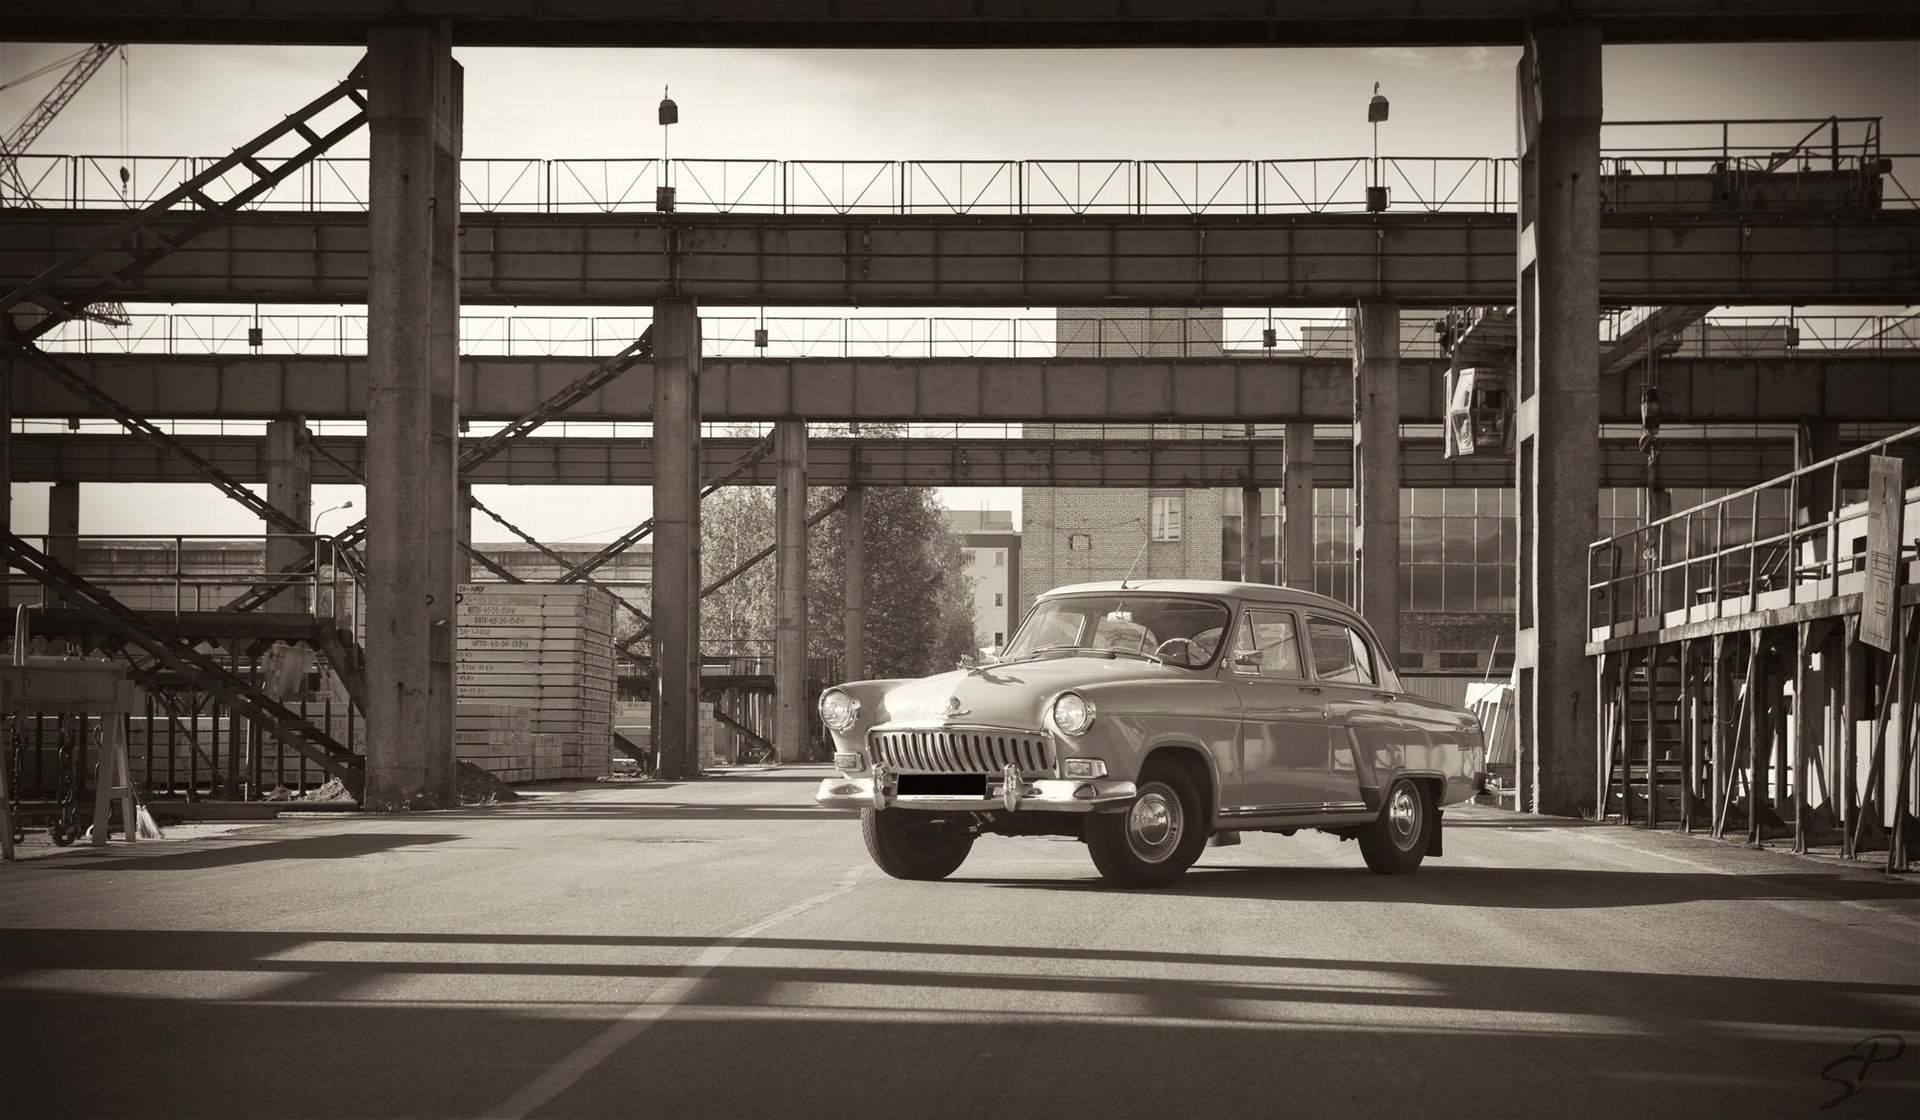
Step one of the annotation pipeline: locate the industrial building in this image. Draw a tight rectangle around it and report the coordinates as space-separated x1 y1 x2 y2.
2 5 1917 1118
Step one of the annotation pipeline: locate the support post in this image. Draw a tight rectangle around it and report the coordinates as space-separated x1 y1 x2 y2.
844 484 866 680
774 420 809 762
1795 420 1839 571
1513 24 1602 816
456 482 474 582
265 419 313 611
2 366 11 614
651 298 702 779
47 481 79 569
1352 302 1401 661
1282 423 1315 592
1239 485 1263 583
363 25 461 811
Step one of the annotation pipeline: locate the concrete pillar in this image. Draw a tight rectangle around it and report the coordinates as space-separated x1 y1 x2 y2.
364 25 462 811
1282 422 1315 592
47 481 79 568
844 485 866 679
264 419 313 610
774 421 809 761
651 298 702 779
2 366 11 613
1514 24 1602 817
1239 485 1263 583
1352 302 1401 661
456 482 474 581
1795 421 1839 567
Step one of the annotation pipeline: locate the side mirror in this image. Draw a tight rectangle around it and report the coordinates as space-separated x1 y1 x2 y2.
1232 650 1262 673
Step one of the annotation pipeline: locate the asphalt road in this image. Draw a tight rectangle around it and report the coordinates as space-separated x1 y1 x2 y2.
4 766 1918 1120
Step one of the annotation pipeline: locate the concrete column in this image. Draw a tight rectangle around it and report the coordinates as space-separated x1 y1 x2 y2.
774 421 809 761
1352 302 1401 661
2 365 12 613
843 484 866 679
1514 24 1602 817
364 25 462 811
264 419 313 610
1282 422 1315 592
46 481 78 608
1795 420 1839 567
456 482 474 581
651 298 702 779
1239 485 1263 583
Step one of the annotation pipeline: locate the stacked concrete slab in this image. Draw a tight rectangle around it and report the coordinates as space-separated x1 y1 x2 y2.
455 704 534 782
456 584 615 780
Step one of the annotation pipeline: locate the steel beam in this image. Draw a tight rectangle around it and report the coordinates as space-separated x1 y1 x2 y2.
7 3 1917 47
7 433 1804 490
7 209 1916 308
21 352 1920 424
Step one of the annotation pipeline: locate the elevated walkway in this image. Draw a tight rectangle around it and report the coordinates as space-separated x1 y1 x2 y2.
1586 427 1920 868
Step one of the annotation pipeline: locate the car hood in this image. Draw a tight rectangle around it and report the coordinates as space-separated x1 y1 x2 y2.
875 654 1194 729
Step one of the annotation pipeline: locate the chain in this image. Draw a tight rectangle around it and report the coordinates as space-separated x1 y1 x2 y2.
5 720 23 846
47 716 84 845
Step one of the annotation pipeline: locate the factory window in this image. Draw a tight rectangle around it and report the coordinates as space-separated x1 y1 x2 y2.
1150 495 1184 541
994 592 1004 607
995 550 1005 566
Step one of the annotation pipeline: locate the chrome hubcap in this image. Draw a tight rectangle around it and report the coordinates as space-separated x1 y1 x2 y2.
1127 785 1183 863
1388 786 1420 849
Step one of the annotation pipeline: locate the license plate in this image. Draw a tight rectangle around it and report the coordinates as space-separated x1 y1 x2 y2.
896 773 987 797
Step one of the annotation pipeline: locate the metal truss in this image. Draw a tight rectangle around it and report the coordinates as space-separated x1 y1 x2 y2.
556 434 776 585
0 58 369 337
3 532 364 790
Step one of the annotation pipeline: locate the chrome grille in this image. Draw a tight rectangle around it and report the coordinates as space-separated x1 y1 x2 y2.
869 728 1054 774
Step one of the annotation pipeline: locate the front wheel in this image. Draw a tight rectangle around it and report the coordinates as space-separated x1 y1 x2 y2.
1086 764 1207 888
861 809 975 881
1358 777 1433 874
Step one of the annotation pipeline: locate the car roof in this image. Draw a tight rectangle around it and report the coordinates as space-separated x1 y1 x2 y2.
1038 579 1360 616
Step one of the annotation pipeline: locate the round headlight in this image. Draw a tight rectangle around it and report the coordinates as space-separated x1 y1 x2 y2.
819 689 860 733
1051 691 1095 736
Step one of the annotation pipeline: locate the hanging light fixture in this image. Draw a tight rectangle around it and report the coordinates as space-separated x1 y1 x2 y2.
656 86 678 213
248 302 263 348
1367 82 1390 213
754 306 768 349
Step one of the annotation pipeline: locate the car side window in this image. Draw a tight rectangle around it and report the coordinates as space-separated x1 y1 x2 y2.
1306 617 1377 686
1230 610 1304 679
1248 610 1304 679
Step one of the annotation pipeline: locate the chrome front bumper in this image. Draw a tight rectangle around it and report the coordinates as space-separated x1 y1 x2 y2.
815 768 1137 814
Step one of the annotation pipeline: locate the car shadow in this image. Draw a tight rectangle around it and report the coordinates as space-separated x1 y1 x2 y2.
961 863 1920 909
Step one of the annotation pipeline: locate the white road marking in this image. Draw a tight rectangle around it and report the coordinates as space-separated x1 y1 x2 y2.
480 864 869 1120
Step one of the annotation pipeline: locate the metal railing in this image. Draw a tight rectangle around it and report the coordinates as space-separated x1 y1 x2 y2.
1598 311 1920 357
1588 425 1920 637
13 148 1914 214
4 154 1521 214
37 311 1462 360
5 534 362 622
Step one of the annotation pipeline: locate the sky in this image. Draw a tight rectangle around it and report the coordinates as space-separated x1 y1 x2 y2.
3 40 1916 542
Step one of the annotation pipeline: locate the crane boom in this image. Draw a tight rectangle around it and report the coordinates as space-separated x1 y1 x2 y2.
0 43 119 205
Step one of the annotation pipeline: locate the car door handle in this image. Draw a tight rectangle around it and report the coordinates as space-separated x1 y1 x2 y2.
1373 692 1396 702
1300 685 1323 695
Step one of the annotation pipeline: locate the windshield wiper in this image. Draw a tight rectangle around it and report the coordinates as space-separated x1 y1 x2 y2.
1004 644 1099 664
1104 648 1163 664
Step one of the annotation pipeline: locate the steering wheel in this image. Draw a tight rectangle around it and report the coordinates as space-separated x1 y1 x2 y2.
1153 637 1204 666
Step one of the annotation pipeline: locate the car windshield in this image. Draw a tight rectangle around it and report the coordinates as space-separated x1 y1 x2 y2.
1000 594 1231 668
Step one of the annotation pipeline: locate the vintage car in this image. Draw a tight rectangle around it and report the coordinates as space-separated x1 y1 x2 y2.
815 579 1486 888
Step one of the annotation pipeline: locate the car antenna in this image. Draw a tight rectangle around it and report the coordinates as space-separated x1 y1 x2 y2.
1119 537 1151 589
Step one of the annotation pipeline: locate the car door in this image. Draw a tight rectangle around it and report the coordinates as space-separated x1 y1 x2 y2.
1302 615 1402 812
1224 608 1330 815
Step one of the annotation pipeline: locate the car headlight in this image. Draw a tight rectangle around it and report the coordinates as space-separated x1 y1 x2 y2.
819 689 861 733
1051 691 1095 736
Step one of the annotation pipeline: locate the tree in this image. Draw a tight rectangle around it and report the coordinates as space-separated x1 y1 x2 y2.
697 426 977 685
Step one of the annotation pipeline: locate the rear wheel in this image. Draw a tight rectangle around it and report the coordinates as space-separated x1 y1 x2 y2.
1358 777 1432 874
1086 763 1207 888
862 809 975 881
